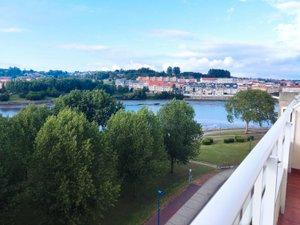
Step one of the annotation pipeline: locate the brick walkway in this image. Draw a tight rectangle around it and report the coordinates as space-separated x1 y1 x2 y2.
144 173 215 225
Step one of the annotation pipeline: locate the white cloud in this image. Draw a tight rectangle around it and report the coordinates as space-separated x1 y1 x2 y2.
87 61 157 71
60 43 108 51
151 29 195 39
0 27 23 33
266 0 300 52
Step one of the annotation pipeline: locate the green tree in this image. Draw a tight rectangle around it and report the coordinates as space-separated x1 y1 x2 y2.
166 66 173 76
54 89 123 126
0 116 23 209
225 89 277 133
31 109 120 225
158 100 202 173
0 105 50 211
173 67 181 76
105 108 167 191
11 105 51 167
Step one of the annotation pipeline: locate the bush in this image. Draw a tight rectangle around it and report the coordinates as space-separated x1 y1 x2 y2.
224 138 235 143
235 135 245 143
0 92 9 101
25 91 46 100
202 137 214 145
247 136 255 141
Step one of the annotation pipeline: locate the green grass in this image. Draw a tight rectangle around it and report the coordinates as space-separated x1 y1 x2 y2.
7 94 24 102
101 163 213 225
196 129 266 166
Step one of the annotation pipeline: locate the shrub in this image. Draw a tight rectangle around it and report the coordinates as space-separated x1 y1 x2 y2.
224 138 235 143
0 92 9 101
247 136 255 141
235 135 245 143
202 137 214 145
25 91 46 100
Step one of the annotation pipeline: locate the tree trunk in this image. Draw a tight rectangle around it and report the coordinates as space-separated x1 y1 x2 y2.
245 121 249 134
170 158 174 174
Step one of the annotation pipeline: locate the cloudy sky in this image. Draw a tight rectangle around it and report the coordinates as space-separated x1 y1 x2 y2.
0 0 300 79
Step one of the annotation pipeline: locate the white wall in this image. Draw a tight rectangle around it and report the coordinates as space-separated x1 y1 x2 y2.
292 106 300 169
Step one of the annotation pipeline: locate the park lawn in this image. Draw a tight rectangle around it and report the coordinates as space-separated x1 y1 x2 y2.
196 129 266 166
101 162 213 225
8 94 24 102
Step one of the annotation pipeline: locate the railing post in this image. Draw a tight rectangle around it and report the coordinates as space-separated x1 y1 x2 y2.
262 156 278 225
252 171 263 225
280 122 292 214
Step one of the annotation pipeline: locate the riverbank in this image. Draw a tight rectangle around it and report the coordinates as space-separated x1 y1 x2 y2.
0 96 224 108
0 99 53 108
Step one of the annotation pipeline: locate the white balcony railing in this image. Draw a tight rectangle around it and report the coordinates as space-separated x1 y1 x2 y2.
191 95 300 225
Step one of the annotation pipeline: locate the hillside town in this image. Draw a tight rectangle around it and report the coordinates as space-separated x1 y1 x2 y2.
115 76 299 99
0 67 299 100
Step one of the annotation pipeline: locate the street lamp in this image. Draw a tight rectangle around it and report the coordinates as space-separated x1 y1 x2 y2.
157 189 165 225
188 168 193 183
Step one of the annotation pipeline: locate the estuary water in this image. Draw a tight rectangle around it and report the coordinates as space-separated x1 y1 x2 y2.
0 100 271 131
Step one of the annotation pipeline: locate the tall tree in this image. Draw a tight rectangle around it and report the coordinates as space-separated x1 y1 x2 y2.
166 66 173 76
0 105 50 210
158 100 202 173
173 67 181 76
12 104 51 166
0 116 23 209
225 89 277 133
54 89 123 126
105 108 167 191
31 109 119 225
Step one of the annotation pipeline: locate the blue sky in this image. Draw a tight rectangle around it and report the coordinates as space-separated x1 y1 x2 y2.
0 0 300 79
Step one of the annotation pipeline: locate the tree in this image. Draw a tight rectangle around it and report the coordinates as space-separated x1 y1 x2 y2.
158 100 203 173
31 109 119 225
54 89 123 127
225 89 277 133
207 69 231 78
105 108 167 191
173 67 181 76
0 116 22 209
0 105 51 210
167 66 173 76
11 105 51 167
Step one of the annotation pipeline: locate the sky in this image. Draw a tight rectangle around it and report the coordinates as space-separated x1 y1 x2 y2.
0 0 300 79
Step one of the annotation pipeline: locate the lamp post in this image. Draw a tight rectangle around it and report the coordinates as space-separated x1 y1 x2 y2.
188 168 193 183
157 189 165 225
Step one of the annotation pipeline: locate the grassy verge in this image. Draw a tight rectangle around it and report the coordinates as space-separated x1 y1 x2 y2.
196 129 266 166
102 163 213 225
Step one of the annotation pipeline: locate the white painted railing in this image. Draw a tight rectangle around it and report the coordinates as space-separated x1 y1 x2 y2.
191 95 300 225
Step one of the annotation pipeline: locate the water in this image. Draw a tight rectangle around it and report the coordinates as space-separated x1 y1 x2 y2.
0 100 272 131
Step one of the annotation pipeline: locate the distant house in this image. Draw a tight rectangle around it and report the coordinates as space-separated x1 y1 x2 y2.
0 77 11 89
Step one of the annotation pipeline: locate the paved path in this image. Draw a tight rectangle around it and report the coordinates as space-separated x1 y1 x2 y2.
165 169 234 225
144 173 215 225
190 160 218 169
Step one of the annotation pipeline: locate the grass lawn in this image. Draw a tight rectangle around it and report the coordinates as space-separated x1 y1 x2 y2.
196 129 267 166
101 163 213 225
7 94 24 102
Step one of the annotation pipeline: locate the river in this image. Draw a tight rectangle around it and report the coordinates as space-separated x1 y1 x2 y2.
0 100 272 131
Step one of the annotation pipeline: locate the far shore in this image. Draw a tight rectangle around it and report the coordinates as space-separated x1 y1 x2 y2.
0 96 231 108
0 99 53 108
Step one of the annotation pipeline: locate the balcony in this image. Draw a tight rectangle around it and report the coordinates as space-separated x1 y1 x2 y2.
190 94 300 225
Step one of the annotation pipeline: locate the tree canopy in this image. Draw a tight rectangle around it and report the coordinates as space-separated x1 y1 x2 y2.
207 69 231 78
225 89 277 133
158 99 203 173
105 108 167 190
31 109 120 224
54 89 123 126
